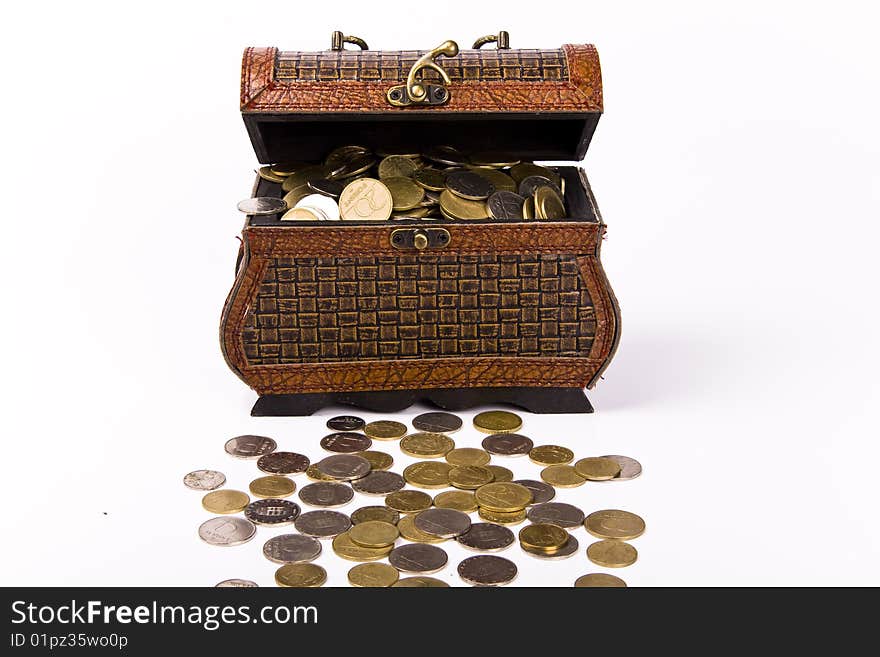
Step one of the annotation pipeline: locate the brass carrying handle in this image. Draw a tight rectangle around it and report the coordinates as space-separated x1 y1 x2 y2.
472 31 510 49
404 40 459 103
331 31 368 51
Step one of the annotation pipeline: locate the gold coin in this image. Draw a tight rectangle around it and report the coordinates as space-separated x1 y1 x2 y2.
573 457 622 481
523 195 535 220
403 461 452 489
400 432 455 458
363 420 407 441
509 163 562 186
519 523 569 553
586 540 638 568
275 563 327 588
201 490 249 514
433 490 478 512
574 573 627 587
338 178 393 221
397 514 447 544
306 463 336 481
281 206 327 221
540 465 586 488
584 510 646 540
355 450 393 471
349 520 399 548
351 506 400 525
270 162 307 177
439 189 489 220
378 155 418 179
332 531 394 562
392 576 449 587
392 206 431 219
385 490 433 514
473 411 522 434
448 465 494 490
348 563 400 587
487 465 513 482
534 185 566 220
413 168 447 191
384 176 425 211
529 445 574 465
471 167 517 193
474 482 533 512
445 448 491 467
478 507 527 525
469 152 521 168
257 166 286 183
282 165 329 192
249 476 296 499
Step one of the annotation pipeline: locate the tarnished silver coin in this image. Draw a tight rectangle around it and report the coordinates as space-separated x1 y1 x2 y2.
526 502 585 528
224 435 277 459
198 517 257 547
351 471 406 496
298 482 354 508
237 196 287 215
412 412 463 434
244 498 300 526
262 533 322 564
315 455 371 481
456 523 515 552
446 170 495 200
183 469 226 491
457 555 517 587
481 433 534 456
512 479 556 504
320 432 372 453
414 508 472 538
308 178 346 198
388 544 448 574
487 191 526 221
600 455 643 481
522 533 580 560
326 415 365 432
294 510 352 539
518 175 562 199
215 579 258 587
257 451 310 475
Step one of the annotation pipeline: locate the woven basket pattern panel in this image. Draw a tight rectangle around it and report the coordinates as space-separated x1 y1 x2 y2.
275 49 568 83
242 254 595 365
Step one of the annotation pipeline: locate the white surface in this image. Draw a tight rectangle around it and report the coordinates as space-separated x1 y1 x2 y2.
1 0 878 586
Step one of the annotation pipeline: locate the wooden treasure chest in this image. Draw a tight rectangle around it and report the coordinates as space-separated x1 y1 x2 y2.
221 31 621 416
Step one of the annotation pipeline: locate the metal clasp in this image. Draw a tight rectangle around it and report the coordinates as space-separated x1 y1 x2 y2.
472 31 510 49
390 228 451 250
330 31 368 51
387 40 459 107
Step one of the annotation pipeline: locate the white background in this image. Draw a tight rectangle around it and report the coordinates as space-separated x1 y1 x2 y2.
1 0 878 586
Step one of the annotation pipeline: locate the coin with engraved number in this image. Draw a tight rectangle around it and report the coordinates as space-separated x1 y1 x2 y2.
389 544 448 574
456 523 515 552
445 448 491 467
414 508 471 538
348 563 400 588
262 533 322 564
412 412 463 434
245 498 300 526
474 482 533 512
541 464 586 488
198 517 256 547
600 455 643 481
183 470 226 491
487 191 526 221
574 573 627 587
326 415 365 432
224 435 277 459
481 433 533 456
584 509 646 540
522 534 579 560
457 555 517 587
249 476 296 499
237 197 287 215
403 461 452 489
392 576 449 588
400 432 455 458
363 420 408 441
298 482 354 508
320 432 372 453
293 510 351 539
275 563 326 588
487 465 513 482
433 490 478 512
215 579 258 588
351 470 406 496
202 490 250 514
351 506 400 525
315 454 371 481
587 540 638 568
473 411 523 434
527 502 585 528
332 531 394 562
385 489 433 514
378 155 418 179
519 523 569 553
528 445 574 465
355 451 393 471
397 514 447 544
478 508 527 525
349 520 400 548
338 178 393 221
257 452 310 476
511 480 555 504
449 465 494 490
573 457 621 481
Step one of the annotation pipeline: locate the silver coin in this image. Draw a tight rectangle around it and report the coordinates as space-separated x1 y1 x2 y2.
412 412 463 434
512 479 556 504
244 498 300 526
388 544 448 574
298 482 354 508
518 175 562 198
481 433 534 456
320 432 372 453
351 471 405 496
315 455 371 481
326 415 365 432
457 555 517 587
237 196 287 215
198 517 257 547
526 502 585 528
215 579 258 588
257 451 310 475
414 508 472 538
600 455 643 481
224 435 277 459
456 522 515 552
262 533 322 564
486 191 526 221
351 506 400 525
446 170 495 200
183 469 226 491
295 193 340 220
294 510 352 539
521 533 579 560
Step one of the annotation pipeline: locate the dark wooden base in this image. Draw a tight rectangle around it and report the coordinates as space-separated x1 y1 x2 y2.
251 387 593 416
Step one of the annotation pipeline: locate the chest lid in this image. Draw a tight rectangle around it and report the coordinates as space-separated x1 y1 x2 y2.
242 31 603 164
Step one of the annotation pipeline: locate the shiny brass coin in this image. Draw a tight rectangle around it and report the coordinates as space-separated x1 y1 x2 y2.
521 534 579 561
486 191 526 220
439 206 458 221
378 155 418 179
275 563 326 588
397 514 447 544
574 573 628 588
486 465 513 482
540 464 587 488
348 563 400 588
363 420 408 441
392 206 431 219
518 523 569 553
403 461 452 489
474 482 533 512
469 152 521 168
282 165 329 192
473 168 518 193
384 176 425 211
270 162 307 177
384 489 433 514
586 539 638 568
449 465 494 490
433 490 478 512
349 520 400 548
534 185 566 220
473 410 522 434
351 506 399 525
355 450 393 471
392 576 449 587
584 509 646 540
523 195 535 220
338 178 393 221
305 463 336 481
257 166 286 183
444 448 491 467
332 531 394 562
280 206 328 222
509 162 561 186
413 167 447 191
574 457 622 481
478 507 527 525
399 432 455 458
249 476 296 499
201 490 249 514
529 445 574 465
439 189 489 220
282 185 314 209
446 170 495 201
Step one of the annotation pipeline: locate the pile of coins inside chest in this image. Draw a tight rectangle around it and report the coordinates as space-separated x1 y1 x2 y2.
237 145 568 222
186 410 643 588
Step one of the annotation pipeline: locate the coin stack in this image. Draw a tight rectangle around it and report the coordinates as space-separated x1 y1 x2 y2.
185 410 643 588
241 145 567 222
